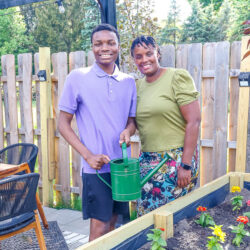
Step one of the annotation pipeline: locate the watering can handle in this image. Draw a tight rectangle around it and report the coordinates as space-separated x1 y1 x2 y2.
122 142 128 164
96 170 112 189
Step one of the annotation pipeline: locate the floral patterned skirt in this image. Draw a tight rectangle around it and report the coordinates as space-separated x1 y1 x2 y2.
136 147 199 217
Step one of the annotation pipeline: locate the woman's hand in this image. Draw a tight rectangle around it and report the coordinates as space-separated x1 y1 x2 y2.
177 166 191 188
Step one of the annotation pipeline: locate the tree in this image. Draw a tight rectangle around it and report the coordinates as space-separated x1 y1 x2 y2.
228 0 250 41
116 0 159 73
33 0 87 53
181 0 206 43
214 0 232 41
81 0 100 52
158 0 181 46
0 8 34 56
187 0 223 11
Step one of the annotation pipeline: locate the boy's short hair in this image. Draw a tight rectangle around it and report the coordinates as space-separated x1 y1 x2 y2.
91 24 120 43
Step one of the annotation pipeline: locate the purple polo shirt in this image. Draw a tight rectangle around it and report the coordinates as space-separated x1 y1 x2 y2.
58 62 137 174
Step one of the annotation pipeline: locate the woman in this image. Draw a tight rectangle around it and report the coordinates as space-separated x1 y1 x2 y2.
130 36 201 216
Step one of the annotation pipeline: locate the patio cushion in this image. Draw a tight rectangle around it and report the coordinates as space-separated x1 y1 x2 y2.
0 212 35 235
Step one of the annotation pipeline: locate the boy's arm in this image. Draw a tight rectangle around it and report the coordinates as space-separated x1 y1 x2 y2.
119 117 137 146
58 111 110 170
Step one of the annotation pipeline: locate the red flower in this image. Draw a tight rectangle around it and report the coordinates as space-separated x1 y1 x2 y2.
152 187 161 196
197 206 207 212
237 216 249 224
159 228 165 231
246 200 250 206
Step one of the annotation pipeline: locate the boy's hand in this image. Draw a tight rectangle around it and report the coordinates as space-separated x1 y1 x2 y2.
119 129 131 146
86 153 110 170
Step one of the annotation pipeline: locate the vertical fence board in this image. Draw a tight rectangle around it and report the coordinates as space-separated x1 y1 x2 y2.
53 52 71 204
0 80 3 148
18 53 33 143
69 51 85 199
160 45 175 67
235 36 250 172
201 43 216 185
87 51 95 66
3 55 18 145
176 44 188 69
1 56 9 145
34 53 43 200
213 41 230 179
229 41 241 172
39 47 53 206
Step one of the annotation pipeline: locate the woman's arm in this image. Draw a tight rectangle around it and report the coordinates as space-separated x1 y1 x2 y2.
177 100 201 188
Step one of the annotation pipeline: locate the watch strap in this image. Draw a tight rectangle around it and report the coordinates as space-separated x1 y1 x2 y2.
180 162 192 170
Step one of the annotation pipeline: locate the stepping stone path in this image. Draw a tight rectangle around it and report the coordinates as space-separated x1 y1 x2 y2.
63 231 89 250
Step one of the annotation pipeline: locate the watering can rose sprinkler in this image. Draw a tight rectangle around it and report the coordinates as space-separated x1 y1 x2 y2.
96 143 170 202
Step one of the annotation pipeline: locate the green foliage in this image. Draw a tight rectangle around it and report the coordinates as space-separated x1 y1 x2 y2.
0 9 34 56
116 0 159 73
196 212 215 228
181 0 206 43
33 0 88 53
229 223 250 247
231 195 243 212
81 0 100 52
187 0 223 11
228 0 250 41
206 236 223 250
147 228 167 250
158 0 181 46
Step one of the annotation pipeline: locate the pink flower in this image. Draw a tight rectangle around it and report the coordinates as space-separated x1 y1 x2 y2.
169 160 176 166
152 187 161 195
246 200 250 206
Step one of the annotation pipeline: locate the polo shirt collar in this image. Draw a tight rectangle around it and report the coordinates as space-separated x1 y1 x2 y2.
92 62 122 82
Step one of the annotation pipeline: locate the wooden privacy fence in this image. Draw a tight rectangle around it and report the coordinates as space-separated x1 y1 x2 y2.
0 41 245 207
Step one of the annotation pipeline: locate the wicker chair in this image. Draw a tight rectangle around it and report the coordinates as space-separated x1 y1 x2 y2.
0 143 38 173
0 173 46 249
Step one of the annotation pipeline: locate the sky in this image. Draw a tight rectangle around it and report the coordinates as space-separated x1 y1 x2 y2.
153 0 192 23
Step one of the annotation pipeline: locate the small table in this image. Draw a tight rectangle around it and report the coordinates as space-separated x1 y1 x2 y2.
0 163 49 229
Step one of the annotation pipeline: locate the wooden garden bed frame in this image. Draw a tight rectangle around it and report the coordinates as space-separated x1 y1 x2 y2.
78 172 250 250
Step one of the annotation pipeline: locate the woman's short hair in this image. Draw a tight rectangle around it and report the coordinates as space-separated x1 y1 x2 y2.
130 35 161 59
91 24 120 43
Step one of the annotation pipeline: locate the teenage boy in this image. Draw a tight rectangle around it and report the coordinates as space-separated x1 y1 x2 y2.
58 24 137 241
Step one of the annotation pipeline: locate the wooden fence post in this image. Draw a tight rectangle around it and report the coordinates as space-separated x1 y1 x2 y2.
228 42 241 172
1 55 18 145
39 47 53 206
235 36 250 172
18 53 34 143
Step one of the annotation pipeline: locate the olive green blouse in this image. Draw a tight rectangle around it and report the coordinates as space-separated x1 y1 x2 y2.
136 68 199 152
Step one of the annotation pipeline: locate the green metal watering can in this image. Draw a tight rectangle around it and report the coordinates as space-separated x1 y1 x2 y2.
96 143 169 202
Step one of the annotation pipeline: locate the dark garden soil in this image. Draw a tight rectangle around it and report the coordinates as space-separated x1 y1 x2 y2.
140 189 250 250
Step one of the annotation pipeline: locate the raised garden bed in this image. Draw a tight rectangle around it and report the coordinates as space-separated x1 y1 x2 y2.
78 172 250 250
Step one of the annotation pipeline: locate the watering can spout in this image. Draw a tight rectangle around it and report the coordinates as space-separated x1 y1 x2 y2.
140 156 169 187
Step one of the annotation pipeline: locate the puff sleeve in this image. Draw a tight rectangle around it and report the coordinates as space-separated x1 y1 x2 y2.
172 69 199 106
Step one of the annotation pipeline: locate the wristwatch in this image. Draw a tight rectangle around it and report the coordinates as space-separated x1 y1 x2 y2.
180 162 192 170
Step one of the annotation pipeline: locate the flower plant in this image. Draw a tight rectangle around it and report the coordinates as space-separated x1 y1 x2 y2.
196 206 215 227
206 225 226 250
146 228 167 250
229 216 250 247
231 186 243 212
